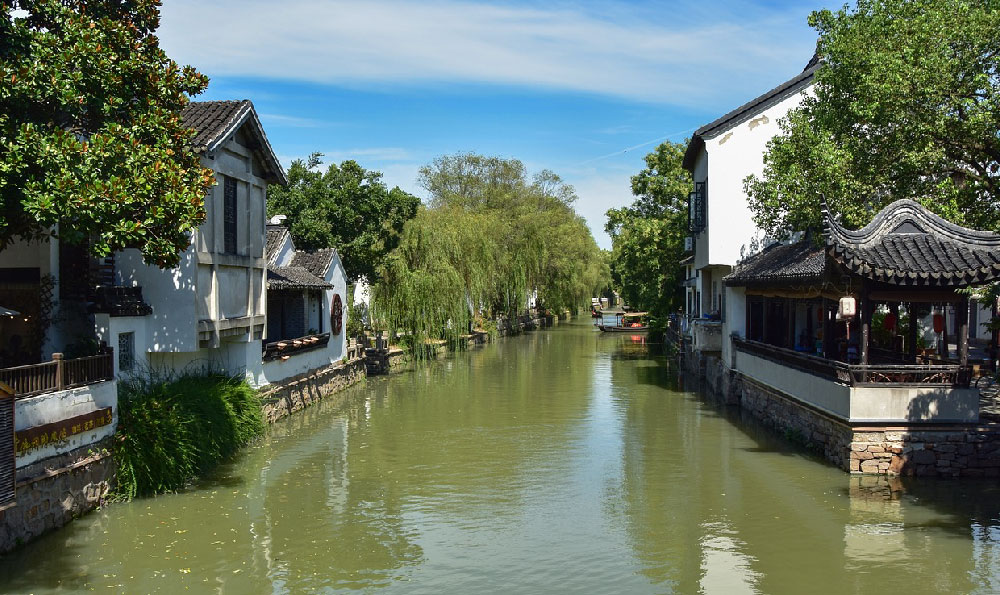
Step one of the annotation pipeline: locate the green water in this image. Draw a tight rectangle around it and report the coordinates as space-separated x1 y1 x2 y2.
4 321 1000 593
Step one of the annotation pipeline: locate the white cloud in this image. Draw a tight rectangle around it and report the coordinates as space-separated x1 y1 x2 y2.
159 0 815 107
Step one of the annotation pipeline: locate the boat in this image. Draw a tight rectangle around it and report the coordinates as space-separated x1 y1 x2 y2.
597 311 650 333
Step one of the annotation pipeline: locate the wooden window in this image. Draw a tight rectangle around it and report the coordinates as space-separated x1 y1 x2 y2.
224 176 237 255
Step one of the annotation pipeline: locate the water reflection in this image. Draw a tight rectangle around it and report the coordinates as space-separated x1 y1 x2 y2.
4 323 1000 593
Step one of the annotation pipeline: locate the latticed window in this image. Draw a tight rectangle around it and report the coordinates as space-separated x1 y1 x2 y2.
688 181 706 233
224 176 237 254
118 332 135 373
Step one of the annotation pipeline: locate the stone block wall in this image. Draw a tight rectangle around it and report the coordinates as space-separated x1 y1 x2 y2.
0 439 114 554
737 376 855 471
849 428 1000 478
260 358 366 424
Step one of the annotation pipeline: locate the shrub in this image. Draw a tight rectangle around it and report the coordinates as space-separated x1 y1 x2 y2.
113 374 264 499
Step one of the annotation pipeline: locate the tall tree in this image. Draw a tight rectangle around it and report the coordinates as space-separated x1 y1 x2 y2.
605 140 691 316
746 0 1000 237
373 153 608 345
1 0 213 267
266 153 420 282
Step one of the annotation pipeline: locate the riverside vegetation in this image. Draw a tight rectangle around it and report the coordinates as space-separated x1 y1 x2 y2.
371 153 610 349
113 374 264 499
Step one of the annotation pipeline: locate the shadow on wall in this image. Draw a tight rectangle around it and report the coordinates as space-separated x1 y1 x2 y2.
905 388 978 423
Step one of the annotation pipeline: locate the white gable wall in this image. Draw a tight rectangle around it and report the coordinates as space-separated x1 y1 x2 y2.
698 86 812 270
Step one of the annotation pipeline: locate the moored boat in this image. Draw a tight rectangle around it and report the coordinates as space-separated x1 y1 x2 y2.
597 311 649 333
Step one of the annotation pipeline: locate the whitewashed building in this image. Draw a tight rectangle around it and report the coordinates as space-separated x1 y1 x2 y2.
682 56 819 351
93 100 287 384
261 222 348 384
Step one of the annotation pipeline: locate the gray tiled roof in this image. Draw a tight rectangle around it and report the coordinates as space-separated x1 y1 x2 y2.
180 100 288 186
267 266 333 290
826 199 1000 287
725 240 826 287
181 100 250 151
291 248 336 279
266 225 290 265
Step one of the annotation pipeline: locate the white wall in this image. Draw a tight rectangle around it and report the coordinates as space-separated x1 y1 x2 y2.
14 380 117 468
698 85 813 269
735 350 851 419
327 254 348 361
722 286 747 366
116 247 198 352
94 314 149 379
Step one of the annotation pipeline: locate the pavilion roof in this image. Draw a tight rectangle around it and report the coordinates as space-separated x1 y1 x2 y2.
725 240 826 287
726 199 1000 289
826 199 1000 287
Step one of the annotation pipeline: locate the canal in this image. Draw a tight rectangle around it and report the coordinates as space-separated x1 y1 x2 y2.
3 320 1000 593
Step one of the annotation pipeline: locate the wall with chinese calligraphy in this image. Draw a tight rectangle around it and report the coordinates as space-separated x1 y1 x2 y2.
13 380 117 468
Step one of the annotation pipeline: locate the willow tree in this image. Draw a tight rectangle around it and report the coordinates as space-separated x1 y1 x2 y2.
372 153 607 347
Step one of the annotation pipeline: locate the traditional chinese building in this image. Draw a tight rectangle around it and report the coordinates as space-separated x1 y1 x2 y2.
716 199 1000 475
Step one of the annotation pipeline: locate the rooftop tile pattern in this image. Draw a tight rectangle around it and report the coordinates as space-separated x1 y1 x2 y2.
266 266 333 290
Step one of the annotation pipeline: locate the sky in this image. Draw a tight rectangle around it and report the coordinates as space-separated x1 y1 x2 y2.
157 0 821 249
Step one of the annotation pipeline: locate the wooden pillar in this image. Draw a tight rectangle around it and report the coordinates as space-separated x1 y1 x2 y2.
860 284 873 366
941 304 950 359
958 295 969 368
823 298 834 359
907 302 918 362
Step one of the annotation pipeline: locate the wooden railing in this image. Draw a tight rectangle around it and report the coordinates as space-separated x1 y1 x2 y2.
732 337 970 388
0 352 114 400
263 332 331 361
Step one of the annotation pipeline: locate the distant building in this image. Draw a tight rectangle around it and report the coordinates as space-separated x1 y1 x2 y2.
261 221 348 385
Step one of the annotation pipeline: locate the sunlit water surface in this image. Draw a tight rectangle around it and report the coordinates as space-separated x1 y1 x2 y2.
3 321 1000 594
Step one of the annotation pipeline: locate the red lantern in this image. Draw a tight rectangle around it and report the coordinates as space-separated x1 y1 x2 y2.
933 313 945 334
884 312 897 332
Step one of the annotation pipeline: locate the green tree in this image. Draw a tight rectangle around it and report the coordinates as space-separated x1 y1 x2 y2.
373 153 608 346
267 152 420 282
605 141 691 317
1 0 213 267
746 0 1000 237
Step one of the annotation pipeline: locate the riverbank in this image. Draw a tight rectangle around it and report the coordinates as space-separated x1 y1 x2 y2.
681 345 1000 477
6 321 1000 593
0 311 569 555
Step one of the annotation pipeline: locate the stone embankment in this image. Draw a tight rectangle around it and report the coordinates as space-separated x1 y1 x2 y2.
682 346 1000 478
1 311 567 554
0 439 114 553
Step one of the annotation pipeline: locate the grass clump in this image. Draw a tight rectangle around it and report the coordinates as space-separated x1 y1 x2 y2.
114 374 264 499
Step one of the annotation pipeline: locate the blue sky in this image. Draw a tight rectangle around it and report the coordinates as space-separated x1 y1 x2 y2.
158 0 821 248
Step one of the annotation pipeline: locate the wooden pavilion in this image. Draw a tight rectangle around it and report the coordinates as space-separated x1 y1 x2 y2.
723 199 1000 423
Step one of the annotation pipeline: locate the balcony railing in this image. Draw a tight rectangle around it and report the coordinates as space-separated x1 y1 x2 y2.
0 352 114 399
263 332 331 361
732 337 971 388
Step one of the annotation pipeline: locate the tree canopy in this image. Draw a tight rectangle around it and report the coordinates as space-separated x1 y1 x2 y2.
372 153 608 344
266 153 420 283
745 0 1000 237
605 140 691 317
1 0 213 267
